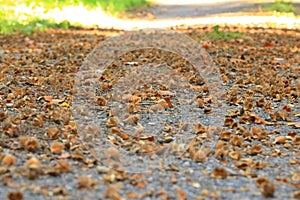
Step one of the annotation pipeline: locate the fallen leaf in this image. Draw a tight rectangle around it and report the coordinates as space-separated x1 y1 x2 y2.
1 154 17 166
43 96 53 102
274 136 286 144
249 113 272 125
47 127 60 139
60 102 70 108
56 160 71 173
77 176 98 190
7 191 23 200
25 157 41 170
95 96 106 106
106 117 120 127
211 167 228 179
111 127 129 140
19 137 39 152
175 187 187 200
51 142 65 154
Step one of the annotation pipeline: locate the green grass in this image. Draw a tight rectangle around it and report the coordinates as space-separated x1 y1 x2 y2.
1 0 150 14
265 0 296 13
0 10 70 34
0 16 71 35
0 0 150 34
95 0 150 15
203 25 243 40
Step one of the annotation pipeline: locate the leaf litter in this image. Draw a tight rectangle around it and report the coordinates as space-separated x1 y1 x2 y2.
0 26 299 199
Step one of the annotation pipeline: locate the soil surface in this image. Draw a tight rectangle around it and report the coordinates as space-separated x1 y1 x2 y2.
0 26 299 200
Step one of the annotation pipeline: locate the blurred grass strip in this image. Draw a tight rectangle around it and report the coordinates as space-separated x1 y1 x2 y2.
264 0 297 13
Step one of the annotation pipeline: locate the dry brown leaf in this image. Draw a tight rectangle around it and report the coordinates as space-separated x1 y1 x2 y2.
25 157 41 170
229 150 242 160
52 99 64 104
274 136 286 144
261 182 275 197
168 164 179 172
251 126 262 135
224 118 234 127
56 160 71 173
191 147 211 162
47 127 60 139
77 176 98 190
157 99 169 109
294 136 300 145
291 171 300 182
111 127 129 140
32 116 44 127
95 96 106 106
230 135 243 146
123 95 141 104
235 158 253 170
105 185 122 200
42 96 53 102
126 191 138 199
105 147 120 161
257 179 275 198
19 137 39 152
51 142 65 154
211 167 228 179
249 113 272 125
123 115 139 125
293 190 300 199
287 122 300 129
250 145 262 155
7 191 23 200
194 123 206 134
215 141 226 150
159 90 175 97
175 188 187 200
163 97 174 108
195 95 205 106
1 154 17 166
256 177 269 187
106 116 120 127
220 131 232 141
204 106 212 114
52 187 68 196
0 112 8 121
58 153 71 159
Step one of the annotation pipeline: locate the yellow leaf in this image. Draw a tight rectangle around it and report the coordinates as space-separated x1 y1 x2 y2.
60 102 70 108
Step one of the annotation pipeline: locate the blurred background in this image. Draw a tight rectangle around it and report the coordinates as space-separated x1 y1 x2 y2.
0 0 299 34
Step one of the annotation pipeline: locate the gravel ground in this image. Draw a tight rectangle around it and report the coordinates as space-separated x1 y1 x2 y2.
0 26 299 200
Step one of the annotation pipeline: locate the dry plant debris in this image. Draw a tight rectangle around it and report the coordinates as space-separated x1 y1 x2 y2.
0 26 299 199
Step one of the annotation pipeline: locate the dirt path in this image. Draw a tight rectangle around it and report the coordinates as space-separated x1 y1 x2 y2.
149 0 270 19
123 0 300 29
